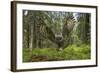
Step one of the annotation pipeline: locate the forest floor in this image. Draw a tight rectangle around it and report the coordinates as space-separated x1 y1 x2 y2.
23 44 91 62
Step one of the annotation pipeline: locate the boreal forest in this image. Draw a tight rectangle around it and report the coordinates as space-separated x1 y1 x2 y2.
23 10 91 62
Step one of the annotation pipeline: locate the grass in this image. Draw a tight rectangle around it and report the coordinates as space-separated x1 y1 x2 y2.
23 44 91 62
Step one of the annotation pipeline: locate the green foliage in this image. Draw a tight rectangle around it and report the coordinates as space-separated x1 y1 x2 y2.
23 44 90 62
63 44 90 60
23 48 32 62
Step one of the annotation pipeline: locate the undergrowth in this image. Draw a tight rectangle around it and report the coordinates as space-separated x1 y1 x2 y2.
23 44 91 62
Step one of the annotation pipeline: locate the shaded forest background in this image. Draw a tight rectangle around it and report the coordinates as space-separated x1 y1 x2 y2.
23 10 91 62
